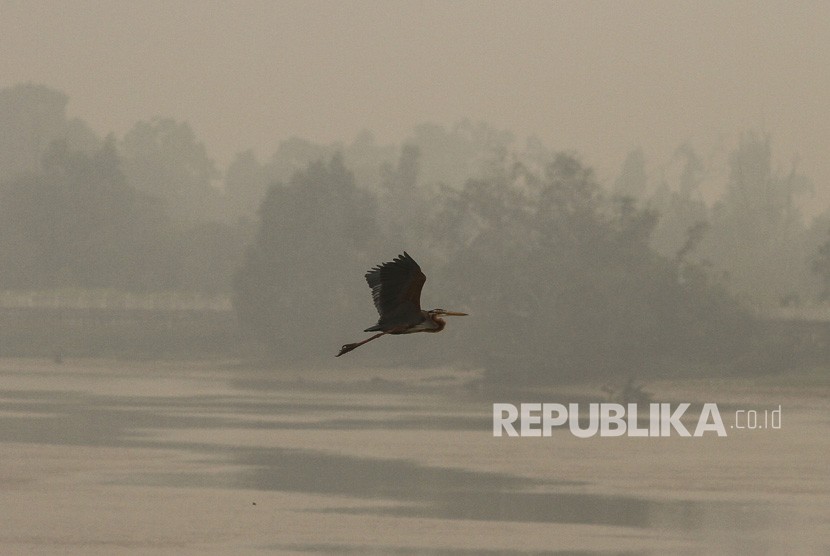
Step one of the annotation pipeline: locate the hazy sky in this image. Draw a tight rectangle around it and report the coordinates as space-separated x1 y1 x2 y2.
1 0 828 194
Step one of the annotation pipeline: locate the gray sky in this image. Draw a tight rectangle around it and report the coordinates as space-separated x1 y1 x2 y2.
1 0 828 195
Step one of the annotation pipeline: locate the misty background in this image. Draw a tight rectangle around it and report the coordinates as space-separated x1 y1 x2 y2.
1 2 829 384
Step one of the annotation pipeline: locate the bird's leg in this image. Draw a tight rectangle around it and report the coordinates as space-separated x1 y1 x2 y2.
336 332 386 357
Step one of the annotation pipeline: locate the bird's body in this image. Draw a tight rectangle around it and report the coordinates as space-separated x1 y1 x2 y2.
337 252 467 356
365 309 447 333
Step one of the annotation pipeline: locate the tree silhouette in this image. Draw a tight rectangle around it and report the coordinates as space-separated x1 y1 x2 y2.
0 138 173 290
121 118 220 222
0 83 99 178
234 154 380 359
431 153 754 383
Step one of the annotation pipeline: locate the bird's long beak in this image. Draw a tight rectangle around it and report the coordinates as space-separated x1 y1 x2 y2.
441 311 468 316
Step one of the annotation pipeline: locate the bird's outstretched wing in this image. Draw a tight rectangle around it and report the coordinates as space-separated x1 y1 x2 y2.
364 252 426 328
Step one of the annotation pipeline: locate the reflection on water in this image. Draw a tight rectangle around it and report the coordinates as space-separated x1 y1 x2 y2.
236 448 690 530
0 373 813 555
158 445 770 539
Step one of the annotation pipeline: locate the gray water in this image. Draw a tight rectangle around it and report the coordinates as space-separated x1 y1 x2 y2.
0 360 826 555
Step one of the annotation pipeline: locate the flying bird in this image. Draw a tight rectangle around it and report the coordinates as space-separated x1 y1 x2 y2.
337 252 468 356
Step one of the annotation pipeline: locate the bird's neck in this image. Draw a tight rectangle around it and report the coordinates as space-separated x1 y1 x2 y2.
427 312 446 331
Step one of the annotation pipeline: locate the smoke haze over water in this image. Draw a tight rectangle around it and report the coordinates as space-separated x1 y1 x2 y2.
2 1 828 198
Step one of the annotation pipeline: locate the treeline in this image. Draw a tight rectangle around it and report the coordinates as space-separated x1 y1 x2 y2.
628 138 827 309
2 83 829 380
236 151 764 381
0 85 246 292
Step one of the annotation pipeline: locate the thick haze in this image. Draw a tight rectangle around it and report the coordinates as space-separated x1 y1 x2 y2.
1 0 828 192
2 6 828 551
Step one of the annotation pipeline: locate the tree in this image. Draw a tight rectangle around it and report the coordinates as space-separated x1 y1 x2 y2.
121 118 220 222
707 132 813 307
648 143 710 259
174 221 248 294
0 83 99 179
377 144 435 249
613 148 648 199
430 153 754 383
0 138 174 290
233 155 380 360
405 120 515 187
224 149 271 222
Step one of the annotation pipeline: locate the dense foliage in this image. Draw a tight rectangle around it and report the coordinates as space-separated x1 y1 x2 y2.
1 83 827 379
